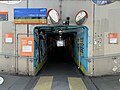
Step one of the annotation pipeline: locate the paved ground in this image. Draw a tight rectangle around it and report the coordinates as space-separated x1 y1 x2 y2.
35 47 86 90
91 75 120 90
1 73 120 90
0 74 32 90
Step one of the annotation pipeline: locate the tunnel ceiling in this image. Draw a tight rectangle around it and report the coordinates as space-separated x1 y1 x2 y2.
46 32 75 40
35 25 84 33
34 25 86 40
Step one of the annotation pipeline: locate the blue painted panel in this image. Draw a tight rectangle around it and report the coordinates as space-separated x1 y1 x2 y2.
33 29 38 67
74 26 88 71
14 8 47 18
33 28 47 68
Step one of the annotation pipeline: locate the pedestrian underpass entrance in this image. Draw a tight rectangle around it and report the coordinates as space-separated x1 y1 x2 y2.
33 25 88 76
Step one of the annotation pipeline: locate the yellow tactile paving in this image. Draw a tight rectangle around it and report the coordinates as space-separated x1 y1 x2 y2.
33 76 53 90
68 77 87 90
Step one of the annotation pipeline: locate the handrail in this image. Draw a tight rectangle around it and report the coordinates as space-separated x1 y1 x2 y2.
83 53 120 61
1 52 120 60
0 53 33 59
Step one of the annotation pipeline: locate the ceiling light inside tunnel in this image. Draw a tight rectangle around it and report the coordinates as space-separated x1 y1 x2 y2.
59 30 62 33
58 30 63 35
59 36 62 38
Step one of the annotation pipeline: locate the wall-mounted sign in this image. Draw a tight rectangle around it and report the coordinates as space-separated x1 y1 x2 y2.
14 8 47 24
57 40 65 47
0 0 21 4
0 12 8 21
20 37 34 57
4 33 14 43
108 33 118 44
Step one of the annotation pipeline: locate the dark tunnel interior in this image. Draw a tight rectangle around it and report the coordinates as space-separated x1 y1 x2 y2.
39 33 82 77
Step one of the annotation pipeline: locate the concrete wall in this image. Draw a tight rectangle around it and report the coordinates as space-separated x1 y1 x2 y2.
0 0 29 75
90 1 120 76
0 0 120 76
0 0 93 75
94 1 120 56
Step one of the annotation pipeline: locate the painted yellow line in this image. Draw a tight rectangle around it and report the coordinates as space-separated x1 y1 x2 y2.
68 77 87 90
33 76 53 90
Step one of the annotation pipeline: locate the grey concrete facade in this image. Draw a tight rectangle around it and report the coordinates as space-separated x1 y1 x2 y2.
0 0 120 76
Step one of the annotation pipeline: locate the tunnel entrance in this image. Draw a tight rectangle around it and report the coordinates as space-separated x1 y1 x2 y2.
33 26 88 76
40 31 78 76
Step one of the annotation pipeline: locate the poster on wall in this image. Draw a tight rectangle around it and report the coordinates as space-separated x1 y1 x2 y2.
4 33 14 43
108 33 118 44
20 37 34 57
0 12 8 21
14 8 47 24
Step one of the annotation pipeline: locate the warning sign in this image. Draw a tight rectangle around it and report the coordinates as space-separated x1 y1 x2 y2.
108 33 118 44
20 37 34 56
4 33 14 43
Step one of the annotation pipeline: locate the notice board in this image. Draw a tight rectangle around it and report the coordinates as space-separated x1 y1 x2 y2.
14 8 47 24
20 37 34 57
4 33 14 43
0 12 8 21
108 33 118 44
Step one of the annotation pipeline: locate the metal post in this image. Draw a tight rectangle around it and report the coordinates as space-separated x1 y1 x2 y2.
93 4 95 75
78 38 80 69
17 33 19 74
59 0 62 24
15 24 17 73
27 0 29 75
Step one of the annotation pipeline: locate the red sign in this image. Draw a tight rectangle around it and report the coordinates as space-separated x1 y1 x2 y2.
4 33 14 43
0 12 8 14
108 33 118 44
20 37 34 56
0 12 8 21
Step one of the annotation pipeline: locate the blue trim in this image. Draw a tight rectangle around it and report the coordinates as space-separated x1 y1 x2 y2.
33 29 38 67
73 26 88 71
